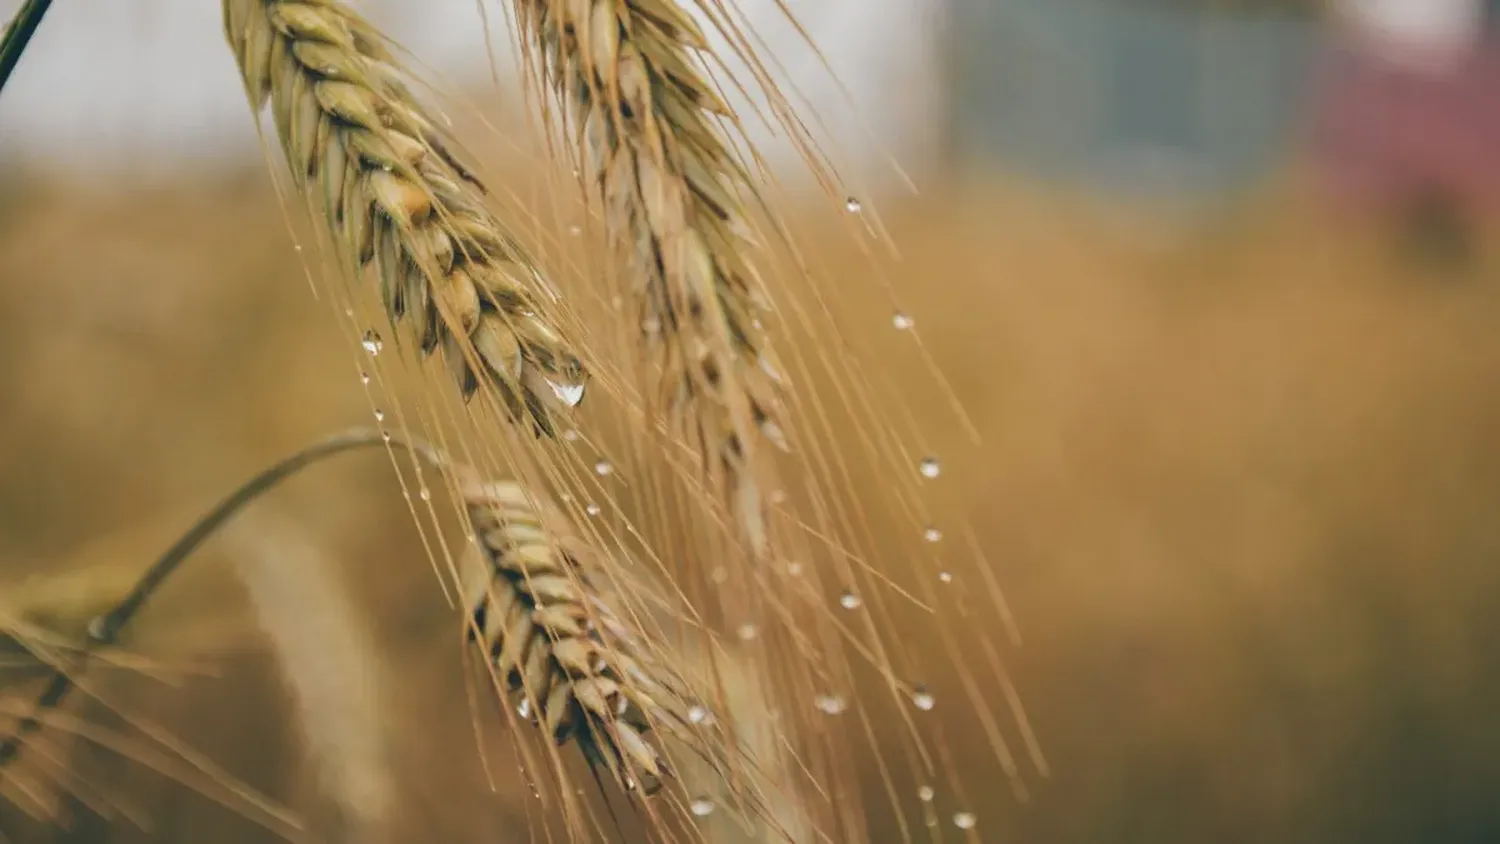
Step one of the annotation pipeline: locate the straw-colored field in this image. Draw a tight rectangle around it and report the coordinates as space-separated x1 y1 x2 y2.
2 171 1497 842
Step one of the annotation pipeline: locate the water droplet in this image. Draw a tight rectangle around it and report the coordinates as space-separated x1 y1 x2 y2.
918 785 935 802
953 812 976 830
690 796 716 817
293 243 303 253
814 693 846 715
687 705 711 725
359 371 371 385
546 378 586 407
893 312 915 330
786 561 803 576
737 623 759 641
563 429 580 442
361 330 383 355
710 566 728 584
770 489 788 504
344 307 355 317
381 431 393 443
585 503 601 516
912 685 935 711
418 487 431 502
610 295 623 310
939 570 954 584
373 408 385 422
594 459 613 476
839 590 861 610
641 317 662 334
517 698 532 719
919 456 941 479
924 526 943 543
845 196 862 213
568 224 582 236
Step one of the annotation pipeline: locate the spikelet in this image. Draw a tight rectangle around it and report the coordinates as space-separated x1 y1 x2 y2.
459 476 692 794
514 0 789 553
223 0 589 434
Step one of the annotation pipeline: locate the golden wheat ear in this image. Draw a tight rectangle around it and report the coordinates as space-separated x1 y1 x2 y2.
223 0 589 435
456 474 786 822
459 476 683 794
514 0 789 554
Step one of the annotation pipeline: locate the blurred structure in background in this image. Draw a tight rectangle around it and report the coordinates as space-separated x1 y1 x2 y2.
1310 0 1500 268
946 0 1321 205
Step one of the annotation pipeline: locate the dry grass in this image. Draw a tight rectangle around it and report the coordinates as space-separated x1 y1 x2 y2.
515 0 789 556
4 163 1500 844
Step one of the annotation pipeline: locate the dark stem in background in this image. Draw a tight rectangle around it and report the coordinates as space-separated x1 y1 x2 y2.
0 427 444 767
0 0 53 98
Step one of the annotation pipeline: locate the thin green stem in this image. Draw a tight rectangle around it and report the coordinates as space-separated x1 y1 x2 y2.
0 427 445 767
0 0 53 99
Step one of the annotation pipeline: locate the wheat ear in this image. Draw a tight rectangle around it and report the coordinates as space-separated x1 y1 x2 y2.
223 0 589 433
516 0 788 553
458 472 704 795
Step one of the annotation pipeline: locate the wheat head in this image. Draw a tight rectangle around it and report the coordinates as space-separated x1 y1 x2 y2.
458 472 720 798
223 0 589 434
515 0 788 554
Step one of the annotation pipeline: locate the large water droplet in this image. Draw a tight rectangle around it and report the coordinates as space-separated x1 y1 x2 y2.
918 785 935 802
893 312 915 331
814 693 846 715
839 590 861 610
939 570 954 584
373 408 385 422
690 796 716 817
361 331 383 355
546 378 586 407
919 457 941 479
594 459 613 476
845 196 862 213
585 502 601 516
924 526 943 543
953 812 976 830
912 685 935 711
687 704 712 725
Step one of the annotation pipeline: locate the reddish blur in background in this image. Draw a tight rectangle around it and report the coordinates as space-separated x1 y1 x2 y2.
3 1 1500 843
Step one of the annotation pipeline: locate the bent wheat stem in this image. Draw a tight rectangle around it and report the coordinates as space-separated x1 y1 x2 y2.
0 0 52 98
516 0 789 555
223 0 589 434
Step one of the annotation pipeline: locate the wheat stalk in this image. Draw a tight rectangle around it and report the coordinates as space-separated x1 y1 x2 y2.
223 0 589 434
458 472 701 796
514 0 788 555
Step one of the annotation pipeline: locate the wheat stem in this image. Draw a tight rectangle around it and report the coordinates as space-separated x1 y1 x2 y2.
0 0 52 97
516 0 788 556
0 428 405 770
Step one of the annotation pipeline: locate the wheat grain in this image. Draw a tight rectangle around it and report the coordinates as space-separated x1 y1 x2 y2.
514 0 788 555
458 472 709 797
223 0 589 434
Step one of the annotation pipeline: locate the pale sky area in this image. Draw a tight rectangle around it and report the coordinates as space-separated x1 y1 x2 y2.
0 0 942 186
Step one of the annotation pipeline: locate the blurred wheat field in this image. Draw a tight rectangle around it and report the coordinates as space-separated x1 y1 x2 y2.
2 167 1500 842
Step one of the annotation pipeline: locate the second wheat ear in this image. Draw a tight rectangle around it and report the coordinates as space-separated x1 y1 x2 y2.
516 0 791 557
223 0 589 435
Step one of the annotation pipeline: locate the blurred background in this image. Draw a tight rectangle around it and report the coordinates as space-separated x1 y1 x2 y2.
3 0 1500 841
